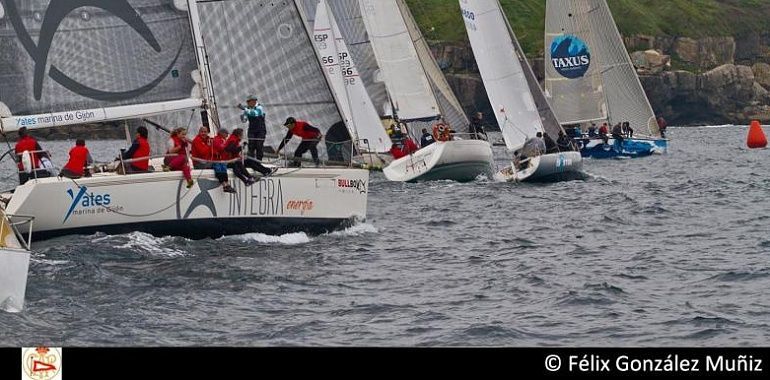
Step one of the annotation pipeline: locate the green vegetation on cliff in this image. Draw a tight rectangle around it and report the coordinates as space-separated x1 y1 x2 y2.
406 0 770 56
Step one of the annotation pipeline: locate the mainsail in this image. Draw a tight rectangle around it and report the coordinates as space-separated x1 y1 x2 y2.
460 0 544 151
545 0 660 137
0 0 202 132
358 0 440 122
312 0 391 153
195 0 344 153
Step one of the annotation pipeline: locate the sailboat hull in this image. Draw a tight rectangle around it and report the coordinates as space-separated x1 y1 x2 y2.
498 152 584 183
2 168 369 240
383 140 494 182
575 137 668 159
0 248 30 313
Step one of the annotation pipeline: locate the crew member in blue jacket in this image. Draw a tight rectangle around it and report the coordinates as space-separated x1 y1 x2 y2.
239 95 267 161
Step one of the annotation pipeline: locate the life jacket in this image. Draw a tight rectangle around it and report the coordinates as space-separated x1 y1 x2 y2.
403 138 419 154
169 135 188 157
291 120 321 140
191 135 213 162
598 125 609 135
130 136 151 171
390 144 406 159
63 145 89 176
213 135 229 160
15 135 40 170
222 134 242 160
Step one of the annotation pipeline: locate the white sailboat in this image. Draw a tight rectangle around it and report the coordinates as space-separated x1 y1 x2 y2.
360 0 494 182
0 0 369 242
461 0 583 182
310 0 392 168
0 211 32 312
544 0 668 159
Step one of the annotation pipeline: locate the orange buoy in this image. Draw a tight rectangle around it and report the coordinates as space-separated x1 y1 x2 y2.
747 120 768 149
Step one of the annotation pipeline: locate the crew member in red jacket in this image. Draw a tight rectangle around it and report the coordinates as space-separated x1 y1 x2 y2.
14 126 50 184
121 126 151 173
191 126 213 169
60 139 93 179
277 117 322 167
221 128 257 186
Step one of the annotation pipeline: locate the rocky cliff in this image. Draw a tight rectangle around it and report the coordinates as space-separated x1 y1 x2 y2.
431 33 770 127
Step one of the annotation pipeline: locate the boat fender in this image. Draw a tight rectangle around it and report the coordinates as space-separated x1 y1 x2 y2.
21 150 33 174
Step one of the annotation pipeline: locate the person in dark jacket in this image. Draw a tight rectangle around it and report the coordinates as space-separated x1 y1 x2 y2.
468 112 488 140
657 116 668 138
543 132 558 153
239 95 267 161
420 128 435 148
277 117 323 167
556 131 573 151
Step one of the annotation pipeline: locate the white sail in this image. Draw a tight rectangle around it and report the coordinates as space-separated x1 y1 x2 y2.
298 0 390 118
313 0 391 153
358 0 440 121
398 0 469 130
546 0 659 136
460 0 543 151
544 0 607 125
0 0 203 133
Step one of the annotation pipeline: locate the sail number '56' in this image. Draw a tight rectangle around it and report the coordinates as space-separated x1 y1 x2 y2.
460 7 477 31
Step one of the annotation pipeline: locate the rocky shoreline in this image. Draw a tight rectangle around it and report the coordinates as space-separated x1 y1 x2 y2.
431 32 770 128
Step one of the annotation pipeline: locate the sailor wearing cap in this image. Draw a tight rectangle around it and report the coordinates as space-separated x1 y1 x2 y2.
238 95 267 161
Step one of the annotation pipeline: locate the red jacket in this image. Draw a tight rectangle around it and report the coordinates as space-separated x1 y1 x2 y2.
403 139 419 154
390 145 406 159
213 135 229 160
191 135 213 162
131 136 150 171
15 135 41 170
291 120 321 140
63 145 90 176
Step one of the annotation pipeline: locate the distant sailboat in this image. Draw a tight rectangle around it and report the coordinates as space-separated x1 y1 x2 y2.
360 0 495 182
461 0 583 182
544 0 668 159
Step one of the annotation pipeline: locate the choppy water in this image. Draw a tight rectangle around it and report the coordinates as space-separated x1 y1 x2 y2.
1 126 769 346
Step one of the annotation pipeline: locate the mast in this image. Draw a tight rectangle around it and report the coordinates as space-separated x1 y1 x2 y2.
186 0 217 130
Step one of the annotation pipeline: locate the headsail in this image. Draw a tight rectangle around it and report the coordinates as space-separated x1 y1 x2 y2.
358 0 440 122
298 0 390 118
546 0 660 137
0 0 202 132
195 0 344 153
397 0 469 130
460 0 543 151
312 0 391 153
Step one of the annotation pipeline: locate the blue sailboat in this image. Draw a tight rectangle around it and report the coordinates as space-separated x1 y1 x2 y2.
544 0 668 159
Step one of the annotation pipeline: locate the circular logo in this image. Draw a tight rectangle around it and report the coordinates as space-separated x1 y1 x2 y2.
22 347 62 380
550 35 591 79
277 23 293 39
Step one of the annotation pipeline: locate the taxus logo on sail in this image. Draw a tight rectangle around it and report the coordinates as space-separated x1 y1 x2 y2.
63 187 111 223
550 35 591 79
